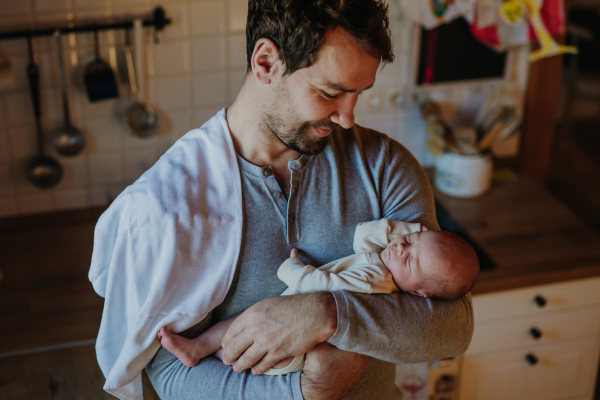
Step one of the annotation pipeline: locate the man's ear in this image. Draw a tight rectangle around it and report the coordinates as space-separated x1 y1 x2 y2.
251 38 281 84
407 290 429 298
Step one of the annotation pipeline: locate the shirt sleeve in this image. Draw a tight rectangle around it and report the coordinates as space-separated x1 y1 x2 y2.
327 136 474 363
277 256 397 295
146 347 303 400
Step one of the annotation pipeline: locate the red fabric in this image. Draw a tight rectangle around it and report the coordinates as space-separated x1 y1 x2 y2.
469 0 565 50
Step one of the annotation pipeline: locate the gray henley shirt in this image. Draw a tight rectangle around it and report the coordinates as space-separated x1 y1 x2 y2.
145 123 474 399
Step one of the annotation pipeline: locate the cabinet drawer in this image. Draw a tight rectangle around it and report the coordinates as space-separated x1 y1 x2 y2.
473 277 600 324
459 337 600 400
467 307 600 355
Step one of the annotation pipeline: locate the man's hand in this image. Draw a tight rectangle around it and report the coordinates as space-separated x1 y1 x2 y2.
221 291 337 374
301 343 369 400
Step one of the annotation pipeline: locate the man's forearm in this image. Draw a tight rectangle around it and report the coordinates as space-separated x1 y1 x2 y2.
221 291 337 374
146 347 303 400
328 291 474 363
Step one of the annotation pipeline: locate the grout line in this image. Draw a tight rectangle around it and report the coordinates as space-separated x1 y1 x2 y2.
0 338 97 358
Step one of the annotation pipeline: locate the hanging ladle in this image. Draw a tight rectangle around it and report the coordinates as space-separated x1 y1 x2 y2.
26 35 63 189
124 25 160 138
52 30 85 157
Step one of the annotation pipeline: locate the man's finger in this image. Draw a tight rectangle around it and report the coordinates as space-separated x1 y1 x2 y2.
232 343 269 373
222 334 254 366
250 354 280 375
222 317 246 349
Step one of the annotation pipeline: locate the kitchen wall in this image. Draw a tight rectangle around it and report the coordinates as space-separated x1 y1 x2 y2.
0 0 524 218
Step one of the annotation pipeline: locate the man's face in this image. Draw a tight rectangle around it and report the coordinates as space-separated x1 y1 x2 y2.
262 27 380 155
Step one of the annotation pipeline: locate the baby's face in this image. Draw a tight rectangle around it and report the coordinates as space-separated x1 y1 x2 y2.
380 230 442 298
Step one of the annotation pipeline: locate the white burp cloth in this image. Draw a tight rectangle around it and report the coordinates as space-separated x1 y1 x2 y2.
262 354 305 375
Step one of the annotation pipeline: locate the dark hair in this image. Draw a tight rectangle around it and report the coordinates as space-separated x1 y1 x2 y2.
246 0 394 75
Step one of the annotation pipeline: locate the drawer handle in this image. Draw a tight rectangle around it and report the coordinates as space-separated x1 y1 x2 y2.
525 353 538 366
529 327 543 340
534 295 547 307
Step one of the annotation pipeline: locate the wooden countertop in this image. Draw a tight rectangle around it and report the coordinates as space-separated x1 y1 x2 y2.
434 176 600 295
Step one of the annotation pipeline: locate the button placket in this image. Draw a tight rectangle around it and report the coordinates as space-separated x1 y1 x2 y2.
286 168 301 244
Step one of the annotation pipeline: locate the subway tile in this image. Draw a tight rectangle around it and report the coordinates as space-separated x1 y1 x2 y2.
73 0 110 9
8 125 37 162
90 183 127 207
38 50 60 88
17 192 55 215
193 72 226 107
376 63 400 87
0 165 15 197
124 148 160 182
194 106 223 129
159 3 190 41
156 76 192 110
0 37 30 55
0 197 18 218
83 118 125 152
54 156 87 189
89 152 123 185
81 96 119 120
228 34 246 69
2 0 33 15
34 0 70 12
5 92 33 127
153 40 190 76
110 0 147 7
191 37 226 72
228 0 248 32
42 87 64 126
54 187 89 210
228 69 246 103
159 109 193 144
123 130 158 150
5 54 28 91
190 1 226 36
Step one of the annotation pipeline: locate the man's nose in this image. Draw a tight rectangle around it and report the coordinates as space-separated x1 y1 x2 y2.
330 96 356 129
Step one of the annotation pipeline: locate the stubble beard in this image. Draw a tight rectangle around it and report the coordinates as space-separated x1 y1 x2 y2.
262 113 338 156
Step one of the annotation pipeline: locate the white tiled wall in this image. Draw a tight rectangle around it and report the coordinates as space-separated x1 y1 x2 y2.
0 0 519 218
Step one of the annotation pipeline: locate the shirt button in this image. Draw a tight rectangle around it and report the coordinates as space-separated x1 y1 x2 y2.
274 192 282 198
288 214 295 223
262 168 272 177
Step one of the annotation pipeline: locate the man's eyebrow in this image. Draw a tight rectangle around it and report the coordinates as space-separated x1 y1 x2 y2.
320 81 374 93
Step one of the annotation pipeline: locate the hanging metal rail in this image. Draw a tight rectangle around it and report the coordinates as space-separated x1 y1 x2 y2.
0 6 171 41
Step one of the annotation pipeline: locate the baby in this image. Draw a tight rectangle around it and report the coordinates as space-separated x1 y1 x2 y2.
157 218 479 374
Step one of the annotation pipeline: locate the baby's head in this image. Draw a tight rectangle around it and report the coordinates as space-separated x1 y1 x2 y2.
380 229 479 300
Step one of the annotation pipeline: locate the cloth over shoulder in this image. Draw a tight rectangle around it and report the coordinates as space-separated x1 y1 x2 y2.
88 108 243 400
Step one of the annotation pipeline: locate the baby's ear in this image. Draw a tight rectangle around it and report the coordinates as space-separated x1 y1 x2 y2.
407 290 429 298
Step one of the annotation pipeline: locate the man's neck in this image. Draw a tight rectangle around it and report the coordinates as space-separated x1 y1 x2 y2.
226 83 302 196
226 85 301 170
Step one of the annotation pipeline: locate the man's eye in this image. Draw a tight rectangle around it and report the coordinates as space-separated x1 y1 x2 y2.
322 91 338 99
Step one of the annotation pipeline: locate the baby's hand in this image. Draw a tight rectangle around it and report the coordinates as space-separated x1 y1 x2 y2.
421 225 428 232
290 248 298 258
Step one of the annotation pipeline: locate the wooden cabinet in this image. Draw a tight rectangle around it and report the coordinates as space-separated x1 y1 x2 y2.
458 276 600 400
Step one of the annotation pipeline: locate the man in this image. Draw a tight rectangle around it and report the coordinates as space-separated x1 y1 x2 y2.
92 1 473 399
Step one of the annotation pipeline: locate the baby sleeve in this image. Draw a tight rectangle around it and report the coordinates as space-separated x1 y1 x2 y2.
353 218 422 253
